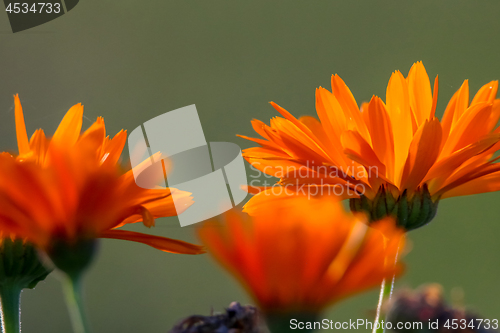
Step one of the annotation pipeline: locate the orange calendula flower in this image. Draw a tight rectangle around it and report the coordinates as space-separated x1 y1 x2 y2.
240 62 500 230
0 96 204 265
198 195 404 320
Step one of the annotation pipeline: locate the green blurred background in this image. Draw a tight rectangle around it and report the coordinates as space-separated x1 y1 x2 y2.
0 1 499 332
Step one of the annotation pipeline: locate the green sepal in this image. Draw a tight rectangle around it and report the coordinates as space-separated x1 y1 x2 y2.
373 187 387 220
385 188 397 213
46 238 99 281
349 184 440 232
360 195 372 213
0 237 52 291
407 190 422 227
396 190 409 228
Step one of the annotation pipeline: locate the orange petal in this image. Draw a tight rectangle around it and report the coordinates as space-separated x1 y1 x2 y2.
440 102 492 156
407 62 433 126
400 119 442 191
250 119 274 142
242 146 293 160
139 206 155 228
102 130 127 166
196 219 241 274
299 116 327 141
269 117 330 162
241 185 267 195
237 134 277 149
243 189 303 215
488 99 500 131
430 75 439 118
242 150 308 179
116 188 193 227
331 74 370 142
29 129 48 164
0 156 66 242
325 222 368 284
270 102 318 141
243 186 357 216
436 161 500 198
440 171 500 198
14 94 30 156
366 96 395 180
341 130 386 177
315 88 351 168
441 80 469 141
100 229 205 254
471 81 498 105
385 70 413 184
51 103 84 147
198 214 268 301
316 88 346 143
76 117 106 156
425 134 500 191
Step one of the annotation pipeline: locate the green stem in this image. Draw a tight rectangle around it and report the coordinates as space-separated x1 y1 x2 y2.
373 243 401 333
0 285 21 333
63 275 90 333
373 277 394 333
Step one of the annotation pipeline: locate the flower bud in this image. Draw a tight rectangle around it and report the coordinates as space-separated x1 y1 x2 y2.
349 184 439 231
0 237 51 290
45 238 99 280
170 302 261 333
386 284 495 333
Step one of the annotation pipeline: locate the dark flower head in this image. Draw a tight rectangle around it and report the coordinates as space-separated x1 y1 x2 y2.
387 284 497 333
170 302 262 333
